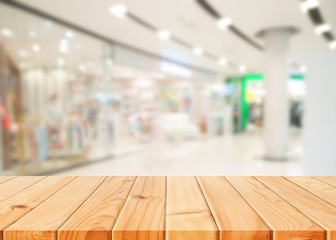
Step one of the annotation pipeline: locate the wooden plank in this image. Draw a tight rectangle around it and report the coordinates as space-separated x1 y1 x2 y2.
227 176 325 240
197 176 271 240
314 176 336 188
0 176 76 240
4 176 106 240
58 176 136 240
166 176 218 240
113 176 166 240
0 177 16 185
287 176 336 207
0 176 46 203
258 176 336 240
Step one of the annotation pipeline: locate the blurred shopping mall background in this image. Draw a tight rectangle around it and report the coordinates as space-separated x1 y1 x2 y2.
0 0 335 176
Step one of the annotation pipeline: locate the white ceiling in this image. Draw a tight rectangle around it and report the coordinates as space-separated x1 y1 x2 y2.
4 0 334 75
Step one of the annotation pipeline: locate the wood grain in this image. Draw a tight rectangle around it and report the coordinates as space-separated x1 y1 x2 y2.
197 176 271 240
113 176 166 240
0 176 76 240
314 176 336 188
0 176 334 240
0 176 46 203
258 176 336 240
287 176 336 207
58 176 136 240
4 176 106 240
166 176 218 240
0 177 16 185
227 176 325 240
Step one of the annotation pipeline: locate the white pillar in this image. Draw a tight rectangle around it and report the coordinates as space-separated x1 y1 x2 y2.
303 52 336 175
262 28 292 160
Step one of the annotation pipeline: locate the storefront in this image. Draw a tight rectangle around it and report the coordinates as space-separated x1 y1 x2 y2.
240 74 306 131
0 2 227 175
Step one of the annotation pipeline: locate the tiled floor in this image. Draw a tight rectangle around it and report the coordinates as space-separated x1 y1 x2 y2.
54 131 304 176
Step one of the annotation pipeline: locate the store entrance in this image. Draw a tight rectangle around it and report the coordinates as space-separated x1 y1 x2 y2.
241 74 305 132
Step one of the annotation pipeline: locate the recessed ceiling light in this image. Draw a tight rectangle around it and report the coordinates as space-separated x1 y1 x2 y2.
314 23 331 35
219 58 228 66
29 30 37 38
109 4 128 19
32 44 40 52
217 17 232 30
300 0 319 13
300 65 308 73
193 47 203 56
59 39 69 54
329 41 336 50
239 65 247 73
157 30 170 40
1 28 14 38
79 65 87 72
66 30 74 39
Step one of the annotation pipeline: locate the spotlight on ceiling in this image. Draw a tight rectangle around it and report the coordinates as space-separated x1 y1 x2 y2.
193 47 203 56
157 30 170 40
239 65 247 73
1 28 14 38
32 44 40 52
300 65 308 73
217 17 232 30
218 58 228 66
329 41 336 50
109 4 128 19
59 39 69 54
300 0 319 13
314 23 331 35
29 30 37 38
66 30 74 39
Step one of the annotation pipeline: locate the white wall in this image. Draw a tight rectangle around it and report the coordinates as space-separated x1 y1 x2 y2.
304 52 336 175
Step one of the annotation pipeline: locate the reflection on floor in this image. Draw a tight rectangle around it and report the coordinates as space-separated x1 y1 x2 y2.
54 131 304 176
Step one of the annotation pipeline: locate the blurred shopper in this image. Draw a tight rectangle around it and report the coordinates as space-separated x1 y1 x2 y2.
45 93 64 160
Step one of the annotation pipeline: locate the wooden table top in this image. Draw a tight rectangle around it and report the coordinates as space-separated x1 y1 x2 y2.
0 176 335 240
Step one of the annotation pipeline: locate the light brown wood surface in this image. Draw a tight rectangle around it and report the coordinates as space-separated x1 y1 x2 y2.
1 176 336 240
166 176 218 240
258 176 336 240
227 176 325 240
315 176 336 188
4 176 106 240
0 176 76 240
287 176 336 207
0 176 45 203
58 176 136 240
0 177 16 185
113 176 166 240
197 176 271 240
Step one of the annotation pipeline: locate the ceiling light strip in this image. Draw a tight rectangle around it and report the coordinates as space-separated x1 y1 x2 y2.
195 0 264 51
301 0 336 47
196 0 221 19
0 0 218 76
126 12 158 31
125 11 242 69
